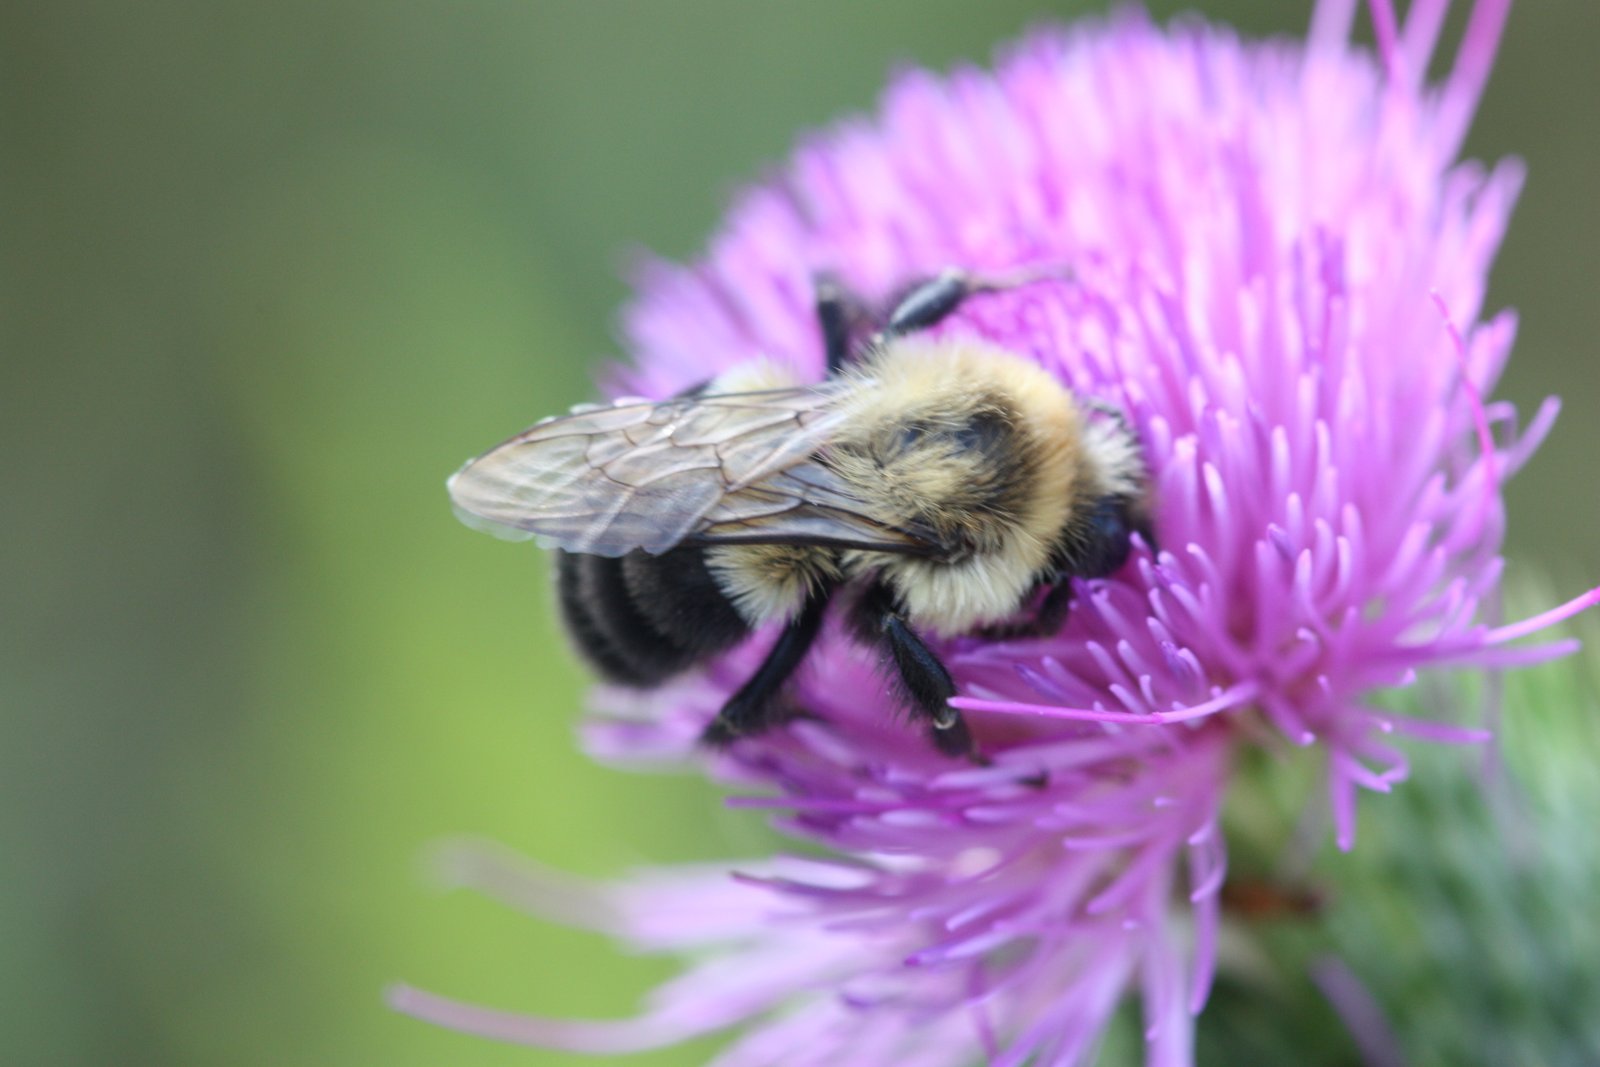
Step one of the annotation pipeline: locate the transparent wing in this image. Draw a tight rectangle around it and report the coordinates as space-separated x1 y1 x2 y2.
447 385 938 557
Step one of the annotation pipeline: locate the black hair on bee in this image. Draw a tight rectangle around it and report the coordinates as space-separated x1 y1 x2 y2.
449 269 1152 759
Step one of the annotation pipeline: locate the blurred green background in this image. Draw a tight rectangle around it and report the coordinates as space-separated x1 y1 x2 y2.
3 2 1595 1065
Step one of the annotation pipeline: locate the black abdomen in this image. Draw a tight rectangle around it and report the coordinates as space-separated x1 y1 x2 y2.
555 546 750 686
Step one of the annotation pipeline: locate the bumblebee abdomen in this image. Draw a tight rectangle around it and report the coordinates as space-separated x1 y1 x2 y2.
555 547 750 687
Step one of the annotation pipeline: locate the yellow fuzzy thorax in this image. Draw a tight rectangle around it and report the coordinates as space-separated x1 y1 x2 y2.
834 337 1093 633
698 339 1119 635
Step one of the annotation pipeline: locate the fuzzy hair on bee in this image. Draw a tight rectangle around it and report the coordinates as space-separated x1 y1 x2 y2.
448 270 1153 759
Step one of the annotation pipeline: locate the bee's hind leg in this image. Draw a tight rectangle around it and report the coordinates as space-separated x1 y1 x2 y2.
701 587 832 746
852 582 980 761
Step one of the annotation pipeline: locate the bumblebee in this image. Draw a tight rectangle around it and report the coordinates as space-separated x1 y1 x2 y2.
449 270 1151 758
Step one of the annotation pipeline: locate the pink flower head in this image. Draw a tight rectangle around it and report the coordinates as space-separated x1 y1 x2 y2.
400 1 1600 1063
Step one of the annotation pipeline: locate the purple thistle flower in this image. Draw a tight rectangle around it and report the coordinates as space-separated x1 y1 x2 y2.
399 1 1600 1062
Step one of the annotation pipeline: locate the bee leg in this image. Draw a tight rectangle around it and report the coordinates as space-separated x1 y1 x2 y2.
701 588 832 746
885 614 978 760
814 273 869 374
821 265 1073 364
853 582 977 760
1026 576 1077 634
1073 494 1141 579
881 265 1075 341
815 269 967 366
882 268 976 339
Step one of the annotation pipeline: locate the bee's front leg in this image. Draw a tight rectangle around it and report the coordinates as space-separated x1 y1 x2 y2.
881 269 977 339
881 265 1077 341
813 273 871 374
819 264 1074 368
814 269 969 370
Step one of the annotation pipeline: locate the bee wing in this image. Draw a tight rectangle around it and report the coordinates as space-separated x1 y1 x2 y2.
448 385 937 557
